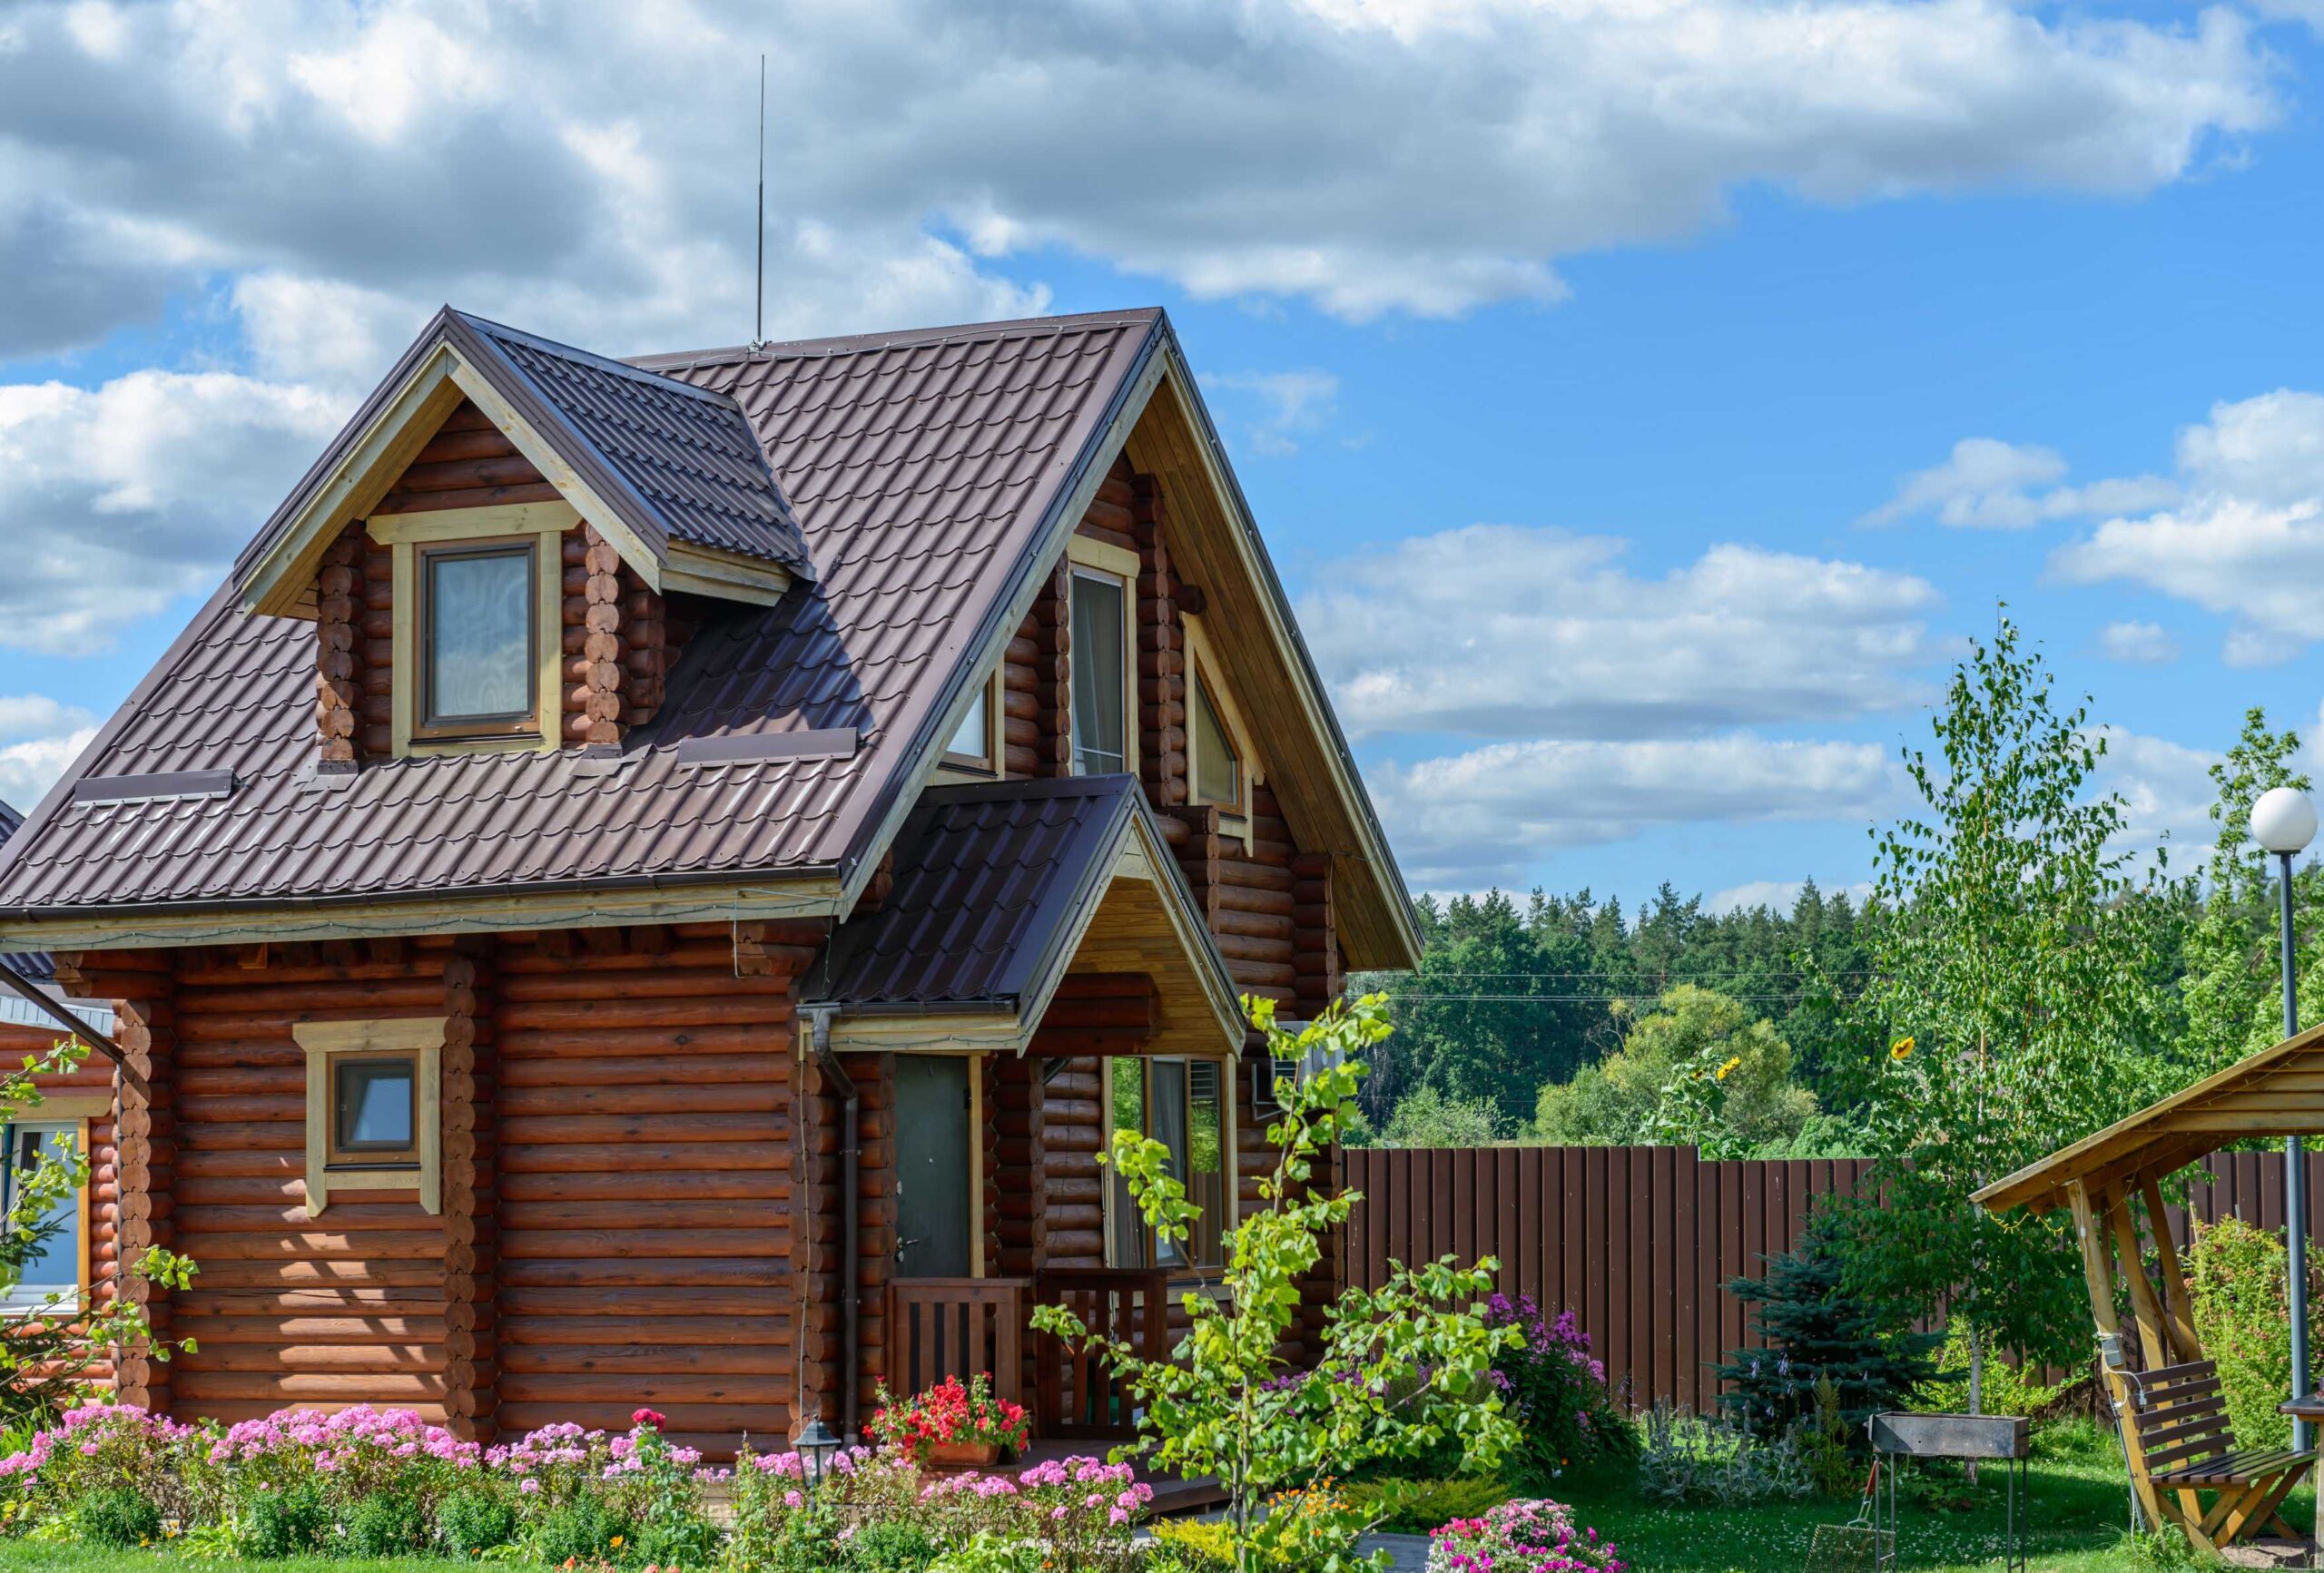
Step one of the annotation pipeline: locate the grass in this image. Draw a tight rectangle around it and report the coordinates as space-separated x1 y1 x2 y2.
1537 1436 2317 1572
0 1552 460 1573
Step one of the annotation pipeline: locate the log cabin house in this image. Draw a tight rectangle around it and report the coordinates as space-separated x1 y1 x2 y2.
0 307 1420 1457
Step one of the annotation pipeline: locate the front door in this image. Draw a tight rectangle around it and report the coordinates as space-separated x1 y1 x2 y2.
894 1056 971 1278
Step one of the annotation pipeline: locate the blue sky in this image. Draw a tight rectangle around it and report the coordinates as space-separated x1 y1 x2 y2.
5 0 2323 914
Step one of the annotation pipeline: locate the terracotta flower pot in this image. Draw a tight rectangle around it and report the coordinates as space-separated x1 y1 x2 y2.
925 1440 1000 1468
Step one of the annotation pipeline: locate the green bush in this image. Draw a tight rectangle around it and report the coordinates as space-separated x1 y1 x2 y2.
1342 1474 1512 1532
1147 1519 1239 1569
529 1497 635 1566
843 1519 941 1570
437 1484 517 1555
1914 1324 2073 1418
238 1480 330 1558
75 1486 160 1549
344 1489 428 1557
1637 1402 1813 1506
2188 1214 2324 1451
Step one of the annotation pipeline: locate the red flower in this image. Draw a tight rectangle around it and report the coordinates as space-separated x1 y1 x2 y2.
631 1408 665 1431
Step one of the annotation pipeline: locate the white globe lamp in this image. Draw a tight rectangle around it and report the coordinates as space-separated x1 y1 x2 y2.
2252 786 2318 857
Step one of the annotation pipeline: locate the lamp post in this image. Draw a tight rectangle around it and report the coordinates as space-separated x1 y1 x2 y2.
795 1417 843 1494
2252 785 2318 1450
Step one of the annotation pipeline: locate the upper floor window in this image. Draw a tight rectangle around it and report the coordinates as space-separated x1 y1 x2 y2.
419 540 537 740
1070 568 1128 775
1192 673 1241 810
943 673 997 773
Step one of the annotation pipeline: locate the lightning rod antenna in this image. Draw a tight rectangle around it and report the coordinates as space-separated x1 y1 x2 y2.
754 53 766 349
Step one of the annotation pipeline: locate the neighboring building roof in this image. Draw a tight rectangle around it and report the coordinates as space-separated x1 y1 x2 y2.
816 774 1146 1010
0 801 49 983
0 310 1164 921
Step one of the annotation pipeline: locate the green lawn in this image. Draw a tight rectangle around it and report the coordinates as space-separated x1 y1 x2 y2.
1549 1446 2310 1571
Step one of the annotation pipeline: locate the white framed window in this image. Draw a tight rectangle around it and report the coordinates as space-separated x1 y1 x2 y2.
1066 536 1140 780
1181 614 1257 836
0 1116 90 1312
296 1018 446 1215
1104 1056 1230 1273
941 672 1000 775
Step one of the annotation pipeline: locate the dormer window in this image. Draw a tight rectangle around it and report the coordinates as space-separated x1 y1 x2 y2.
418 539 538 740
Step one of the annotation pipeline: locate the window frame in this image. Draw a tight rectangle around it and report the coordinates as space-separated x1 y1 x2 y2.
1101 1054 1236 1278
326 1053 422 1165
0 1096 103 1314
1180 614 1258 842
413 537 542 742
939 670 1002 777
295 1018 446 1216
1065 536 1142 781
369 504 572 760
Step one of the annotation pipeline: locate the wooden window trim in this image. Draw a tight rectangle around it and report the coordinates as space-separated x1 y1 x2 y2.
371 504 569 760
295 1018 446 1216
1181 614 1258 849
1065 536 1141 781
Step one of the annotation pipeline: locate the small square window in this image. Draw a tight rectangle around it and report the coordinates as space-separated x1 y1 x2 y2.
330 1056 418 1162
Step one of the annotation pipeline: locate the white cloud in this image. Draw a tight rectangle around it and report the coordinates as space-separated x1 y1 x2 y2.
1863 437 2176 528
1301 526 1943 741
1706 879 1876 915
0 0 2282 363
0 694 97 814
2096 620 2180 664
1201 369 1340 457
2089 723 2219 858
1370 733 1897 888
2053 391 2324 665
0 370 342 651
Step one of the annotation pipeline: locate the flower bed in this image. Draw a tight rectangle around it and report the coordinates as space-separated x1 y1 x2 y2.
0 1401 1146 1569
1427 1497 1626 1572
869 1372 1030 1466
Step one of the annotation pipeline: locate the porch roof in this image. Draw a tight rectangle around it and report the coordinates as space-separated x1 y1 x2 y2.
1974 1019 2324 1216
809 773 1245 1057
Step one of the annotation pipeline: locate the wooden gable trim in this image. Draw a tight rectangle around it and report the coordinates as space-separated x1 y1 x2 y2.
1121 349 1421 971
240 344 792 622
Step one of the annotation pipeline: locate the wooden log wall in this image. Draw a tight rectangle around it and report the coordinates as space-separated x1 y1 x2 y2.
358 534 394 759
438 949 495 1440
376 401 557 515
1216 787 1299 1010
1040 1061 1107 1270
1130 469 1188 810
791 1036 896 1432
316 525 368 766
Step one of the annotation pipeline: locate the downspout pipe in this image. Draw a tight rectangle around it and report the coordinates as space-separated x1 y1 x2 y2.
807 1006 861 1443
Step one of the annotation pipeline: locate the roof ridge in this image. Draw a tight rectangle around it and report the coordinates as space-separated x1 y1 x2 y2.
452 309 743 411
627 306 1166 374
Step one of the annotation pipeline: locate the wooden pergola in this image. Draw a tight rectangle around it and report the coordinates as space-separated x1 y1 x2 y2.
1974 1021 2324 1551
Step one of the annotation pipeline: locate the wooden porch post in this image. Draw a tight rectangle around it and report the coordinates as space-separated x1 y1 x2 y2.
2071 1179 2171 1534
2140 1176 2201 1364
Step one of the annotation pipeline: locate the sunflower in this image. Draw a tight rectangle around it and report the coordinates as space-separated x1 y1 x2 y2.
1891 1037 1915 1061
1714 1055 1743 1083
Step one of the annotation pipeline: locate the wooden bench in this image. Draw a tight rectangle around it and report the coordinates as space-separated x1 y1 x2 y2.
2121 1359 2314 1551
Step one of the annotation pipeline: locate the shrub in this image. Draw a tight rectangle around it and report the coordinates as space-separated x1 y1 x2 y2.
1149 1519 1238 1570
437 1483 517 1554
344 1490 428 1557
529 1495 634 1566
1913 1324 2074 1418
2188 1214 2324 1451
75 1486 160 1549
1343 1474 1512 1533
238 1480 330 1559
929 1532 1048 1573
1716 1223 1943 1441
0 1405 201 1529
1636 1403 1811 1507
1424 1497 1625 1572
843 1519 940 1570
1482 1292 1637 1483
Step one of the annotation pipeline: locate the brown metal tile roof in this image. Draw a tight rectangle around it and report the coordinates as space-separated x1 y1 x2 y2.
814 775 1141 1009
0 310 1163 919
0 802 50 979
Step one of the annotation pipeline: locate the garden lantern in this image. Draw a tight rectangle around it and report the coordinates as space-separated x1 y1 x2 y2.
796 1417 843 1491
2251 785 2317 1449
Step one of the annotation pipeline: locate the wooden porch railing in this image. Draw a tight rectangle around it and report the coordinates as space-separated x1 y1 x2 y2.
885 1278 1029 1412
1032 1267 1171 1440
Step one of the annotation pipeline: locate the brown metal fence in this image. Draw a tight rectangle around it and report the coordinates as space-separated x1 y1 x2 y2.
1341 1145 2324 1415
